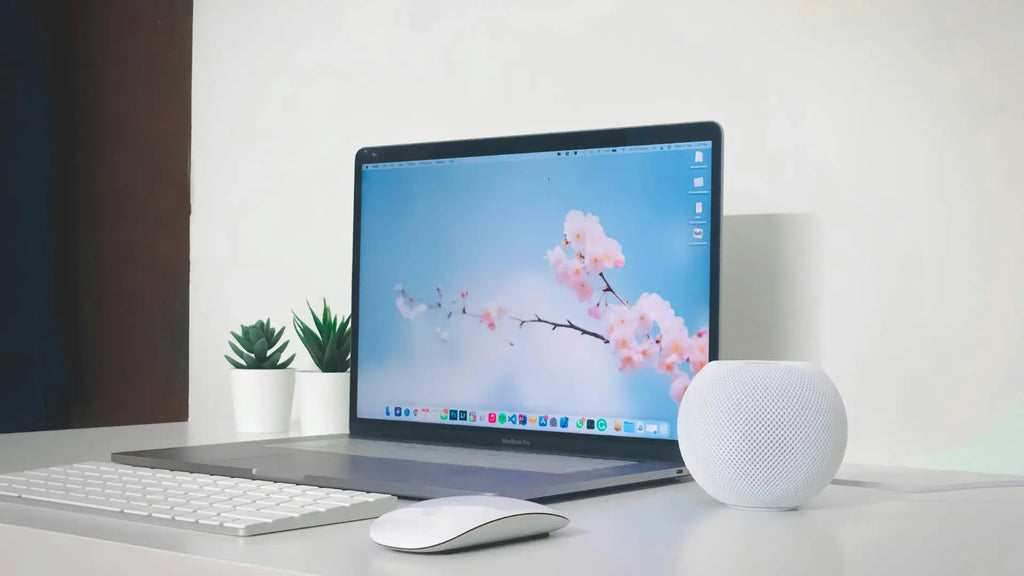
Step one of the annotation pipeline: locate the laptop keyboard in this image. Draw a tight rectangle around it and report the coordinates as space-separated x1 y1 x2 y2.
272 437 634 473
0 461 397 536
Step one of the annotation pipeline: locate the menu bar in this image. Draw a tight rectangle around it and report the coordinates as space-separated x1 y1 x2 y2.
362 140 712 171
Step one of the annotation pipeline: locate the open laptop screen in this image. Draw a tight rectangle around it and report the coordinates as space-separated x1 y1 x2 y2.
355 126 717 442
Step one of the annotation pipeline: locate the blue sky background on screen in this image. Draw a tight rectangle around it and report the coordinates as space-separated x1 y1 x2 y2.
357 147 711 437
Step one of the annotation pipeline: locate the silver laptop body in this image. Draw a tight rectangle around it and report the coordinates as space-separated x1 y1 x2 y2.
115 121 723 500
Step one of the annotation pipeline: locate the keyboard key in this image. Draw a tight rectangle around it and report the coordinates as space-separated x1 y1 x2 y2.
236 502 273 511
22 492 122 512
318 488 351 497
304 500 353 512
173 511 217 522
253 492 290 501
320 496 360 506
124 505 166 516
259 505 311 517
222 517 268 529
354 493 393 502
187 496 225 506
220 509 290 522
279 485 312 493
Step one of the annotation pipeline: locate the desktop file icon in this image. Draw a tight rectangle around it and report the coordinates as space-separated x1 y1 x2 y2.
693 176 704 188
694 150 703 163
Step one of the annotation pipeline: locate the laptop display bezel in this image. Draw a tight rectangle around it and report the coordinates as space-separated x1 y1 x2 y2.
349 121 722 462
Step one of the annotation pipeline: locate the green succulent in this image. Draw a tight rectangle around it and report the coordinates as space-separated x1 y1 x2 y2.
225 318 295 369
292 299 351 373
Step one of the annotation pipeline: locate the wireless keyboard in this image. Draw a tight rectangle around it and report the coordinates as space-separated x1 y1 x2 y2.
0 461 398 536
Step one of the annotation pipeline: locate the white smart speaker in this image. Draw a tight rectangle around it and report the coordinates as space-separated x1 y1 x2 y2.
677 361 847 510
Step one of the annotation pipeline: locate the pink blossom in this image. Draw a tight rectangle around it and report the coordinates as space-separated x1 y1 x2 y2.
587 304 603 319
659 315 690 359
479 303 507 331
634 293 674 333
690 357 708 374
563 210 602 250
686 328 710 372
617 344 645 373
583 234 625 274
610 326 636 352
657 353 682 376
557 257 587 287
395 296 427 320
605 304 636 336
571 276 594 302
546 246 567 270
636 338 659 368
669 373 692 404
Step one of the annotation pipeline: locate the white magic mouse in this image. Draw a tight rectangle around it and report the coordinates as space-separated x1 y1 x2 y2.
369 495 569 553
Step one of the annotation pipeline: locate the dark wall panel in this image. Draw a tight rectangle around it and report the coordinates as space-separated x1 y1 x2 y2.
0 0 192 432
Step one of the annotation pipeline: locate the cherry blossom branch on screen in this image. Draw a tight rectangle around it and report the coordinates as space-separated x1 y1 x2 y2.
395 286 606 342
512 315 610 343
394 209 711 403
598 272 627 306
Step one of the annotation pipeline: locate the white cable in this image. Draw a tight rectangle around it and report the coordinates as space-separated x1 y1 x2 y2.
831 478 1024 493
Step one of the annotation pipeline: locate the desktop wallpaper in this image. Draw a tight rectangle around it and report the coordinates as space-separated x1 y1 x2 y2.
357 146 711 439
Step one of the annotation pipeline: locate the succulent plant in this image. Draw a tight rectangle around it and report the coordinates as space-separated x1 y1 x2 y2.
225 318 295 369
293 299 352 373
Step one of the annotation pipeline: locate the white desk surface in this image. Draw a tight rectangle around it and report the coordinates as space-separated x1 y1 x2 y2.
1 422 1021 576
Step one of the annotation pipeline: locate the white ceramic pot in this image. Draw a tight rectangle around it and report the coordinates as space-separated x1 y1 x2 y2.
297 371 350 435
230 369 295 433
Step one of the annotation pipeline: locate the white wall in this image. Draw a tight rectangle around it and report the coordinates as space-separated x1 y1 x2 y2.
191 0 1024 474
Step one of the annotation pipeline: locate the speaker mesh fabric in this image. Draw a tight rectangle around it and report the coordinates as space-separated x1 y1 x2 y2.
678 361 847 509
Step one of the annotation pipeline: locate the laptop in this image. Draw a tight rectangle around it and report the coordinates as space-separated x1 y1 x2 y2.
114 121 723 500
